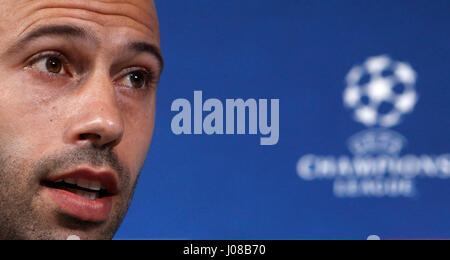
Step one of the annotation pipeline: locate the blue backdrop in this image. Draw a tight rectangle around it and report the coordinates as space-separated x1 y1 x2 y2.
115 0 450 239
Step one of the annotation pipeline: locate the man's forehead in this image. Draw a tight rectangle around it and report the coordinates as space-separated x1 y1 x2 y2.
0 0 159 41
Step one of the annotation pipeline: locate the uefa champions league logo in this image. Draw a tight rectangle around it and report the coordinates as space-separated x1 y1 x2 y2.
296 55 450 198
343 55 417 156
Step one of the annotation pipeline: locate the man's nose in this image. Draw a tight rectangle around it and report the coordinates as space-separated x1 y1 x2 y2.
64 71 124 149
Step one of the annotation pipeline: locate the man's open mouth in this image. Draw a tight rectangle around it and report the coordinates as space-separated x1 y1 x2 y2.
41 168 120 222
42 179 111 200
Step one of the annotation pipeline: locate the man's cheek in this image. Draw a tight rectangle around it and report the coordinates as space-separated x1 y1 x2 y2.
122 107 155 165
115 137 146 183
0 112 62 166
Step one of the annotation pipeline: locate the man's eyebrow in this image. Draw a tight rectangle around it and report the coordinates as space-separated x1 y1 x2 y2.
5 25 98 55
5 24 164 72
127 42 164 71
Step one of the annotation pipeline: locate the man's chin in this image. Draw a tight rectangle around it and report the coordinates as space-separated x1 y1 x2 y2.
19 216 118 240
18 192 123 240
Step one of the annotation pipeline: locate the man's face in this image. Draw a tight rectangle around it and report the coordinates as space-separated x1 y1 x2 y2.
0 0 162 240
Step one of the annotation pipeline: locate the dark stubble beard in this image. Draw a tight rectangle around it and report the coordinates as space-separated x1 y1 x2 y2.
0 145 135 240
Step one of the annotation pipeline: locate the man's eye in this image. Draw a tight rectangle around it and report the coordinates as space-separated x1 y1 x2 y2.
32 56 66 75
120 70 150 89
45 57 63 73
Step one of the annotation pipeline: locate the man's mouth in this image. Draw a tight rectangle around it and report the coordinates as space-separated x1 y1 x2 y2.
41 168 119 222
42 178 110 200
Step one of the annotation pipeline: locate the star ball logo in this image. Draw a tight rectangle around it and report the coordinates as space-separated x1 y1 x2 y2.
297 55 450 198
343 55 417 129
